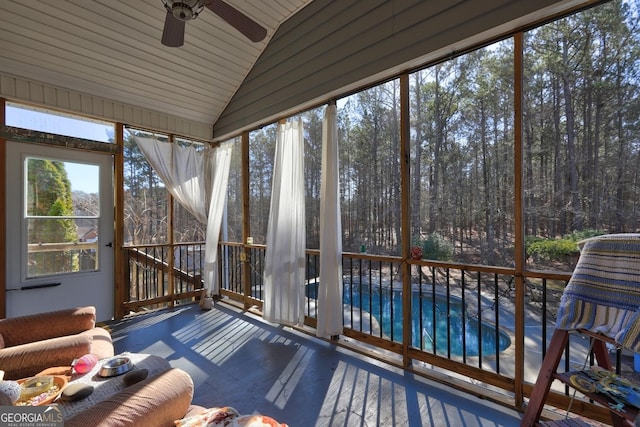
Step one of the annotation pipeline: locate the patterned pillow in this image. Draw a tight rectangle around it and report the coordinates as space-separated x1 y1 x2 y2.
234 414 289 427
175 407 288 427
175 407 240 427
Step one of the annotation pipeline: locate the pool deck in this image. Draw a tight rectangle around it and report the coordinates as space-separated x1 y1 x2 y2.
108 301 525 426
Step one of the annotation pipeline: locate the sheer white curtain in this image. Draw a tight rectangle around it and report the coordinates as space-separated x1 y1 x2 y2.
316 104 344 338
263 120 306 326
134 136 233 296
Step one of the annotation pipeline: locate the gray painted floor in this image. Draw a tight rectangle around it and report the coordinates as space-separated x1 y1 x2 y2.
108 302 524 427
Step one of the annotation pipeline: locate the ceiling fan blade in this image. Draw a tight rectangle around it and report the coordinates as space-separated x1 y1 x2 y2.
206 0 267 42
161 11 185 47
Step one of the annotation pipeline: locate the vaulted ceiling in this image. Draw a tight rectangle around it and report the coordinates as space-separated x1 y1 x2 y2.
0 0 593 141
0 0 313 138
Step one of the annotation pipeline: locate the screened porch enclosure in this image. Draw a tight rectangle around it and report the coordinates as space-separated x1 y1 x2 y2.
1 0 639 424
122 242 583 419
118 3 640 422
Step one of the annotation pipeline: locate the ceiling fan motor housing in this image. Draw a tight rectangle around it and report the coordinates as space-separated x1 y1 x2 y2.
163 0 206 21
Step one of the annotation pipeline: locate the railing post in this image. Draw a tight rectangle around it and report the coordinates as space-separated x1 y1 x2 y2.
167 135 175 308
513 31 526 411
241 131 252 309
399 73 412 367
123 248 130 311
114 122 126 319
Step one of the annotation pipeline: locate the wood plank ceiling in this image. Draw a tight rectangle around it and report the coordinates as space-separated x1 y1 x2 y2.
0 0 313 139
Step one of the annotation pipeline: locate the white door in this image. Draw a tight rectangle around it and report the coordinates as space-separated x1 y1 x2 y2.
5 141 114 322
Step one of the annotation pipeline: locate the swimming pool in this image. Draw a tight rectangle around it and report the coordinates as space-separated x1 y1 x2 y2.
309 281 511 357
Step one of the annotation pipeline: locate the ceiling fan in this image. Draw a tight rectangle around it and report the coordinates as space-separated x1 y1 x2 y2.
161 0 267 47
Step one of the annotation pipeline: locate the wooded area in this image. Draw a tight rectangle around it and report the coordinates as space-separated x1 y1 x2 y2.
240 0 639 270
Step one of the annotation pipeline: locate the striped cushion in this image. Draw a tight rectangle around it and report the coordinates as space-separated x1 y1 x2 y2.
556 234 640 351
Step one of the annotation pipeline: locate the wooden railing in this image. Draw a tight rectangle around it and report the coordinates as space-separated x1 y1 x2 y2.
122 241 618 422
123 243 205 312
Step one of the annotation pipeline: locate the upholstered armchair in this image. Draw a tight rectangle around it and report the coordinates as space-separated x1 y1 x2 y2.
0 306 114 380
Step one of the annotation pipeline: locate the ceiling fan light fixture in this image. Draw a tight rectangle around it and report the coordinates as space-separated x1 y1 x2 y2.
162 0 206 21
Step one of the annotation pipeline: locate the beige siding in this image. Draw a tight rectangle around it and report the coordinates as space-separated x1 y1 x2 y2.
213 0 588 140
0 73 213 140
0 0 314 138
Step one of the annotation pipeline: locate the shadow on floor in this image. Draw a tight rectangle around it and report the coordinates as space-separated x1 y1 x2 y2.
108 302 523 427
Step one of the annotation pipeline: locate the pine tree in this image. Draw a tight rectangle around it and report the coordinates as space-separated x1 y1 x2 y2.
27 158 77 276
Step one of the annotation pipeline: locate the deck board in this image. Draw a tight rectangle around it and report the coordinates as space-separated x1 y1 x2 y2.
108 302 524 426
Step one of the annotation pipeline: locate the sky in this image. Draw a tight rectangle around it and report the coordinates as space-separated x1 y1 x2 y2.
5 104 111 193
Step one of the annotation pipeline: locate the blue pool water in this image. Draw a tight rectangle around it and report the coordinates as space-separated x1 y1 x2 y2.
309 281 511 357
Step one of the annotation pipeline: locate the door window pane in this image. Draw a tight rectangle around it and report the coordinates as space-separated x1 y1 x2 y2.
25 157 100 278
